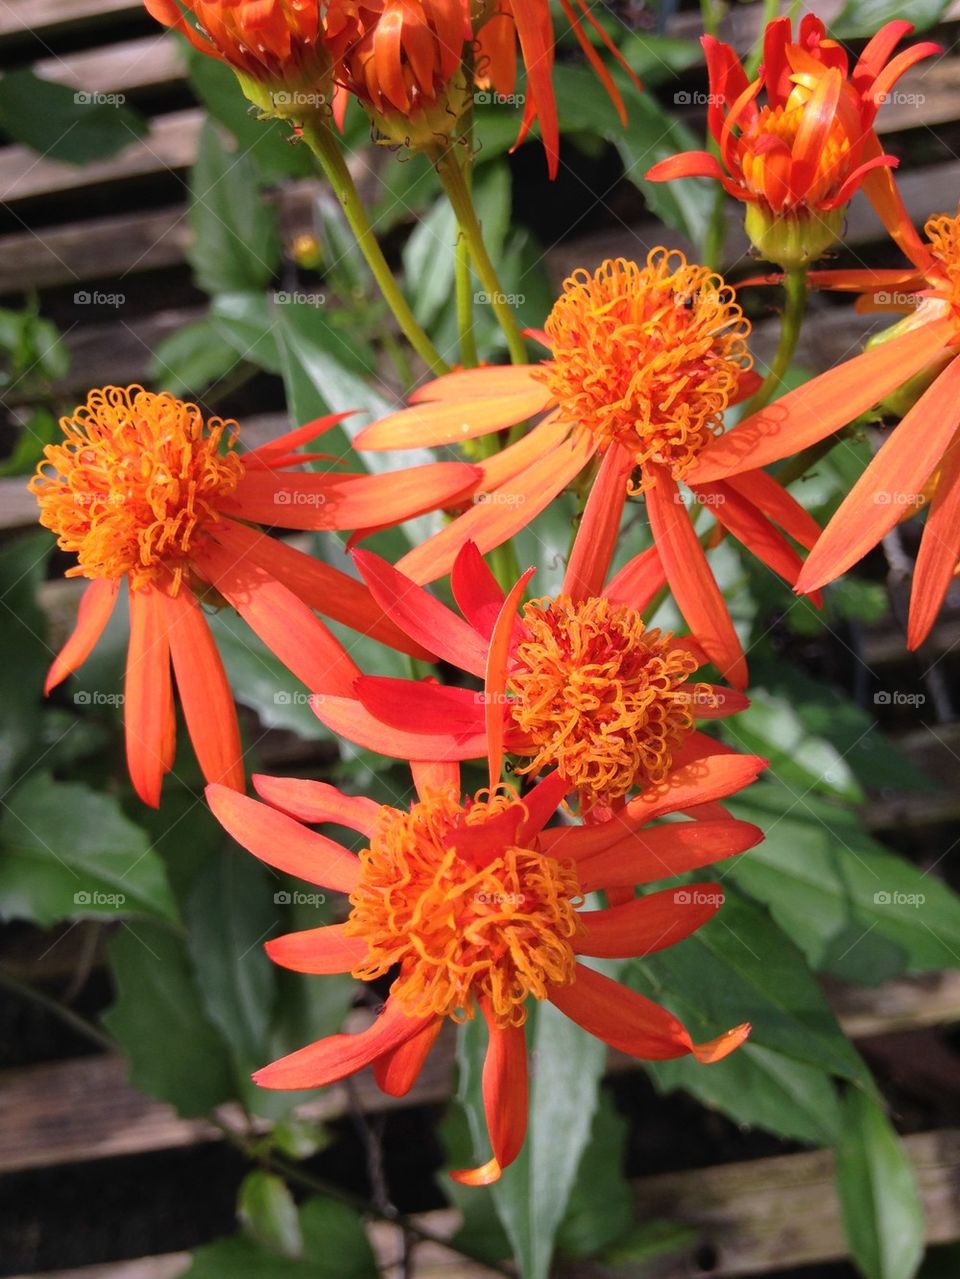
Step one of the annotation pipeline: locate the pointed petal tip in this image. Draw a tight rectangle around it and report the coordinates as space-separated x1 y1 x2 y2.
449 1156 503 1186
693 1021 751 1063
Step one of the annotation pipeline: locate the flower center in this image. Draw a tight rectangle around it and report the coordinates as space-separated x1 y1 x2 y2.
539 254 751 488
506 595 712 811
926 212 960 319
742 102 851 210
345 786 581 1027
30 385 245 593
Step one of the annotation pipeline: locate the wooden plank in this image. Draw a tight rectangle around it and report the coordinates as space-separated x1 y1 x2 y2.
35 37 184 96
1 972 957 1177
0 0 142 42
626 1128 960 1278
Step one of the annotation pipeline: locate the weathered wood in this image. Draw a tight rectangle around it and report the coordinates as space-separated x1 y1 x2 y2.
0 0 143 42
35 37 183 96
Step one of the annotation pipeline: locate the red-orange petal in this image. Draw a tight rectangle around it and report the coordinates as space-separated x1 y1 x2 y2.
252 774 379 834
162 588 244 792
355 386 550 449
313 694 488 761
264 924 368 974
374 1017 444 1098
485 566 537 789
205 784 360 893
44 578 119 694
124 587 174 808
562 442 632 601
548 964 697 1060
576 820 763 892
410 759 461 799
574 884 725 957
450 541 505 639
908 429 960 649
451 1006 528 1186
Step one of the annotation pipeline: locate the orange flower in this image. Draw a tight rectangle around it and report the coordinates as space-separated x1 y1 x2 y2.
334 0 473 146
314 518 749 818
646 17 938 267
475 0 641 177
352 252 822 687
688 210 960 650
145 0 363 115
31 386 478 806
207 756 759 1182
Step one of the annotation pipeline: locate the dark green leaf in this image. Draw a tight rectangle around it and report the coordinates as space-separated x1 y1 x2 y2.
0 532 50 786
239 1172 303 1259
0 69 146 163
835 1090 924 1279
833 0 949 36
555 1091 634 1259
103 921 235 1115
0 773 176 925
149 317 245 395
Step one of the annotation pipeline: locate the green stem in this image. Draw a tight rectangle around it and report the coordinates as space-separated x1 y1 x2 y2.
741 266 807 416
433 144 527 366
455 231 479 368
703 184 727 271
774 430 848 488
0 964 115 1052
300 122 449 378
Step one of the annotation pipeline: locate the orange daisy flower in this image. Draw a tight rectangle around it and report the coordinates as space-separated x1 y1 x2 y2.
474 0 641 177
688 210 960 649
31 386 478 806
144 0 363 115
646 17 938 267
314 517 749 819
206 755 759 1183
352 252 822 687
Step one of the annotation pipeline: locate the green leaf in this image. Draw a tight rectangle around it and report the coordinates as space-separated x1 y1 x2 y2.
103 921 236 1115
149 317 244 396
188 122 281 294
239 1172 303 1259
730 783 960 983
0 407 60 477
833 0 949 36
458 996 607 1279
555 1091 634 1259
211 291 283 375
403 195 458 328
0 773 176 926
835 1091 924 1279
646 1040 844 1147
631 889 871 1087
0 69 146 163
603 1219 699 1266
0 532 50 786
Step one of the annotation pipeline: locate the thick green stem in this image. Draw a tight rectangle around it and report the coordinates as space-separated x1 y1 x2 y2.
741 267 808 416
433 145 527 366
455 231 479 368
300 122 448 377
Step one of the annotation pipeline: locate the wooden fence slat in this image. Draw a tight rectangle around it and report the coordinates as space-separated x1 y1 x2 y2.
0 0 144 42
34 36 183 95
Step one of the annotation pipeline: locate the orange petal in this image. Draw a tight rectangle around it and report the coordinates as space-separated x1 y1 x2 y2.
44 578 118 694
724 469 822 551
690 319 954 482
485 566 537 789
799 355 960 593
411 759 461 799
908 429 960 649
355 387 550 449
574 884 725 957
548 964 702 1061
374 1017 444 1097
397 432 593 584
226 462 480 531
162 588 244 792
604 545 667 610
576 820 763 892
265 924 368 974
205 784 360 893
694 480 806 588
254 1000 432 1090
409 363 543 403
563 442 632 601
313 694 488 761
646 469 747 688
451 1006 528 1186
252 774 379 834
451 541 506 639
357 676 486 735
124 587 173 808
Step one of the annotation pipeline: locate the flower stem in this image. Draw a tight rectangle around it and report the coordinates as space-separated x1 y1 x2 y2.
432 143 527 366
741 266 807 416
300 122 449 378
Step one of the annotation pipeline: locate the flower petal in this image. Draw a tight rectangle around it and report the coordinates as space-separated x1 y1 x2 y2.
574 884 725 957
646 469 747 688
450 541 505 639
124 587 174 808
451 1007 528 1186
604 545 667 610
576 819 763 891
689 320 954 482
45 578 119 694
374 1017 445 1098
355 388 551 449
694 480 806 588
253 1000 432 1090
162 588 244 792
485 566 537 788
264 924 368 974
356 676 486 734
723 469 821 550
799 355 960 593
409 364 544 403
908 431 960 649
411 760 461 799
205 784 360 893
563 443 632 601
313 694 488 761
252 774 379 834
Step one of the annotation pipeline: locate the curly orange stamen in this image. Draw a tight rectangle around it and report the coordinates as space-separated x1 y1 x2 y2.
538 253 751 489
742 103 852 212
30 385 245 594
345 786 582 1028
506 596 713 811
925 212 960 319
